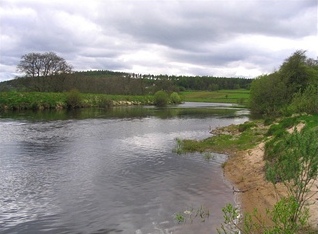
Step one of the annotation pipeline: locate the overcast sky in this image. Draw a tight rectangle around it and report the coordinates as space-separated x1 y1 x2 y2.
0 0 317 82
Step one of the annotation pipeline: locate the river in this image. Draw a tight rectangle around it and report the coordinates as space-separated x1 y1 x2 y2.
0 102 249 234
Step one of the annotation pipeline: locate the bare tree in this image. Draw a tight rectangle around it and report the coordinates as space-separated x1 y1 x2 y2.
17 52 72 77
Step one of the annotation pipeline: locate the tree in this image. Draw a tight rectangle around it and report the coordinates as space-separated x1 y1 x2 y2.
249 50 318 116
249 73 288 116
17 52 72 78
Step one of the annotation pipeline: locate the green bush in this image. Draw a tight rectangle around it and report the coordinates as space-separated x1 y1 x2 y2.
153 90 169 107
98 96 113 108
288 85 318 115
66 89 82 109
170 92 182 104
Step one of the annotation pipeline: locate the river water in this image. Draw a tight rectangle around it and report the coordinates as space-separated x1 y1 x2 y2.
0 103 249 234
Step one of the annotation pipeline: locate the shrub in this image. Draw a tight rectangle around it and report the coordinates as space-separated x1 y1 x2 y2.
153 90 169 107
98 96 113 108
170 92 182 104
66 89 82 109
288 85 318 115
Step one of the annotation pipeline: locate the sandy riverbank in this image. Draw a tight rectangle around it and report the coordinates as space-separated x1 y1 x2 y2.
223 141 318 231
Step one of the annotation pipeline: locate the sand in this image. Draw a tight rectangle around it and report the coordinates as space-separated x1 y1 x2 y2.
224 141 318 230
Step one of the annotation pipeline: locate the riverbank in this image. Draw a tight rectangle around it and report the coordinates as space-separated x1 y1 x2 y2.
0 91 153 111
177 115 318 232
0 90 250 111
221 120 318 232
224 142 318 229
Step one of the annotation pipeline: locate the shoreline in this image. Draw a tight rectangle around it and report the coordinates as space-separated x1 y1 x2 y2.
223 141 318 231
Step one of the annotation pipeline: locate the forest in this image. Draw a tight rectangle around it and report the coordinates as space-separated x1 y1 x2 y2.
0 70 251 95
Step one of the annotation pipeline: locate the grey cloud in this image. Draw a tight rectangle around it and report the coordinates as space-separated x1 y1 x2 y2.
0 0 317 81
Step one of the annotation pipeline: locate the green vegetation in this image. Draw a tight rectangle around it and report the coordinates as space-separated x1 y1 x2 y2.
175 114 318 233
218 118 318 233
250 50 318 116
218 196 313 234
1 59 252 94
153 90 169 107
181 89 250 105
65 89 82 109
265 128 318 221
174 120 265 155
0 91 154 111
174 206 210 224
170 92 182 104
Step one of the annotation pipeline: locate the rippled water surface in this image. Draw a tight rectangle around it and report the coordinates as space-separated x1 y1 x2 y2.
0 103 249 233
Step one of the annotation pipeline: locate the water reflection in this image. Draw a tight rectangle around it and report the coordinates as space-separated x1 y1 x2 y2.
0 102 247 121
0 103 249 234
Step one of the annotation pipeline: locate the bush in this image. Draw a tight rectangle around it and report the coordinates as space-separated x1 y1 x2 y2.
170 92 182 104
66 89 82 109
288 85 318 115
154 90 169 107
98 96 113 108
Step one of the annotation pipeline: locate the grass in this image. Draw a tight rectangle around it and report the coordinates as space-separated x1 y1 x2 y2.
180 89 250 105
174 120 266 155
0 89 249 111
0 91 154 111
175 114 318 158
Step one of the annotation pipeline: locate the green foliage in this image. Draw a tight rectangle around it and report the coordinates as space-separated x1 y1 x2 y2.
2 67 253 95
287 84 318 115
218 197 310 234
249 73 288 116
97 96 113 108
279 50 311 95
249 50 318 117
153 90 169 107
169 92 182 104
174 212 186 223
0 91 66 110
263 118 275 126
65 89 82 109
174 121 265 155
265 128 318 222
265 116 298 137
173 138 184 154
0 91 154 111
238 121 257 132
269 197 309 233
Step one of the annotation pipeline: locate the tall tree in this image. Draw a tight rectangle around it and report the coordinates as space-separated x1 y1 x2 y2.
279 50 309 95
17 52 72 78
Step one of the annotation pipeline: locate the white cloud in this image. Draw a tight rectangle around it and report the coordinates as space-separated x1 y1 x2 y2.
0 0 317 81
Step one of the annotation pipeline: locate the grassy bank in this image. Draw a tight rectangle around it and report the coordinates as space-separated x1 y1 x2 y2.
175 119 265 155
180 89 250 105
0 89 249 111
175 114 318 233
0 91 154 111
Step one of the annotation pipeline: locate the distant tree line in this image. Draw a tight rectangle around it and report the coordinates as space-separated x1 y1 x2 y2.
0 52 252 94
249 50 318 116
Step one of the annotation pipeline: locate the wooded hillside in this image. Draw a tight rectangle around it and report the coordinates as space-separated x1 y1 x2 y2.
0 70 251 94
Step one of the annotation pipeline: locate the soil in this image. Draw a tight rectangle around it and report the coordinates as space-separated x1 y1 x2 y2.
224 141 318 230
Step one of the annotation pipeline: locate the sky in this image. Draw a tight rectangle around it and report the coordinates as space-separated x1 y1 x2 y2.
0 0 317 82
